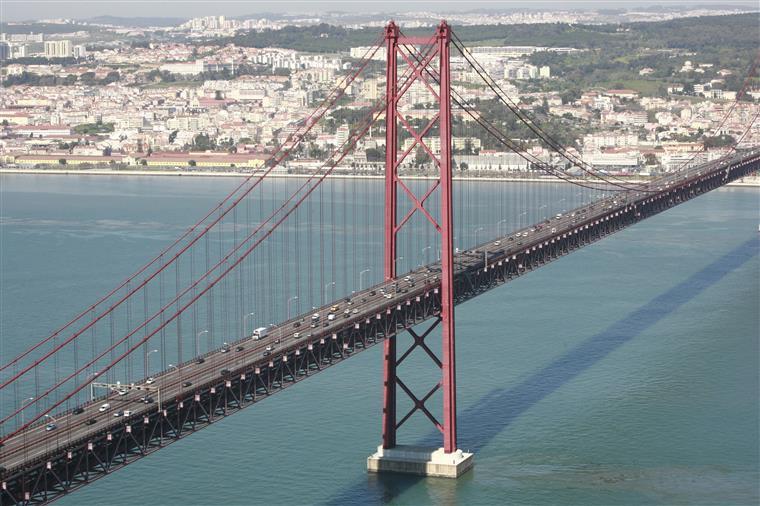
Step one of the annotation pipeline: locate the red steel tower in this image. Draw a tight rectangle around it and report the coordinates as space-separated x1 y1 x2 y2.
368 20 473 478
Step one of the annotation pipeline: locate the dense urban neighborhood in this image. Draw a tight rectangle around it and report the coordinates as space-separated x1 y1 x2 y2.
1 8 758 178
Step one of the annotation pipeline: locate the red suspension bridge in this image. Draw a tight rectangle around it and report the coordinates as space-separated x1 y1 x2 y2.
1 21 759 504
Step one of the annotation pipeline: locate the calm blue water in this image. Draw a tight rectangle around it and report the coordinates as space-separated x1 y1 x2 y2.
1 175 758 505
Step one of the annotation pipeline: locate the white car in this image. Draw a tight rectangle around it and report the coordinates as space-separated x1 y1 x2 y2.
117 389 128 396
99 403 110 412
123 410 132 416
145 377 155 385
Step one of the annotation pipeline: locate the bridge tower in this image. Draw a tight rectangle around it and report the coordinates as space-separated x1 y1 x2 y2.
367 20 474 478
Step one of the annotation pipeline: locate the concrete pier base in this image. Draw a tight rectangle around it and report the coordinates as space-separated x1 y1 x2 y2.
367 445 474 478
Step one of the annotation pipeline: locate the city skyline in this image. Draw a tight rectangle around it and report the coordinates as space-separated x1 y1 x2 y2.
2 0 758 23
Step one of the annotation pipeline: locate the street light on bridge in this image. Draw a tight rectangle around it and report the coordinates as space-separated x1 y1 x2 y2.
194 331 207 358
474 227 484 248
146 348 159 377
243 312 255 337
324 281 336 304
359 269 371 291
394 257 404 276
497 219 508 237
421 246 432 267
287 296 299 320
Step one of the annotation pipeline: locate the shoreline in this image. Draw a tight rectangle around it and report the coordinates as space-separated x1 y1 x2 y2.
1 168 759 187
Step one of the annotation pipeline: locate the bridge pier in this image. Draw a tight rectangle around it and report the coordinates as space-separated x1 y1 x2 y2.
367 445 473 478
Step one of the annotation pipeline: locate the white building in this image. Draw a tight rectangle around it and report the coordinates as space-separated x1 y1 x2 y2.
586 151 641 171
453 152 536 171
661 152 707 172
44 40 72 58
583 133 639 150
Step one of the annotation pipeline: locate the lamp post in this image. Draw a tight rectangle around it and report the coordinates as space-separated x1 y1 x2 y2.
287 296 299 320
146 348 159 377
359 269 371 291
21 396 34 461
20 396 34 427
243 312 255 337
421 246 432 267
394 256 404 276
497 219 508 237
474 226 484 247
167 364 179 388
538 204 548 223
324 281 335 305
195 331 208 357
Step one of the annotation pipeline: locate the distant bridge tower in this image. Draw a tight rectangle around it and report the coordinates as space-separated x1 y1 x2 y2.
367 20 474 478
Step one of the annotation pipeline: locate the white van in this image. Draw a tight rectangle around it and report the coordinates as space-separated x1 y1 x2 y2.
253 327 268 340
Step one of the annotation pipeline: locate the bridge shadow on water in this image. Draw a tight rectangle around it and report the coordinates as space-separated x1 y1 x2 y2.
325 236 759 505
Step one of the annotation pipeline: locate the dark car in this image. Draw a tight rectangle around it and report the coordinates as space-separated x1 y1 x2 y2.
370 290 376 296
220 369 231 376
73 406 85 415
263 351 271 357
293 322 301 328
182 381 192 388
141 396 154 404
196 357 205 364
236 345 245 352
85 418 97 426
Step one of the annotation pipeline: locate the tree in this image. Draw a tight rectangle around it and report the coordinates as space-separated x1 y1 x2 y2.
101 71 121 85
414 146 427 168
168 130 178 144
193 134 215 151
214 90 223 100
703 134 735 148
58 158 67 165
365 147 383 162
188 160 197 167
102 146 112 156
460 161 468 171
